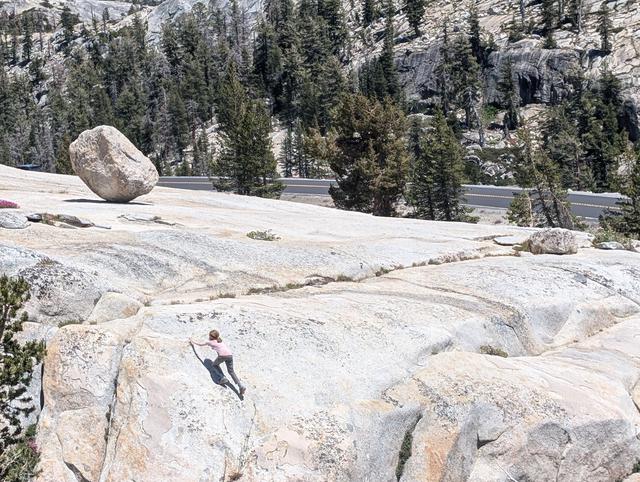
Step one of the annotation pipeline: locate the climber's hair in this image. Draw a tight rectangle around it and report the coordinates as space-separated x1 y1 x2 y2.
209 329 222 342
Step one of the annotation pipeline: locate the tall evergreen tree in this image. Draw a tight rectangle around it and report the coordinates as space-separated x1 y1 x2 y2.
511 125 576 228
363 0 376 26
409 109 474 221
436 23 454 114
405 0 426 36
60 6 76 47
406 116 435 219
213 63 282 197
497 59 519 132
597 1 613 54
542 104 585 189
567 0 583 32
612 154 640 238
21 14 33 62
325 93 409 216
362 3 400 101
451 34 482 135
468 3 483 65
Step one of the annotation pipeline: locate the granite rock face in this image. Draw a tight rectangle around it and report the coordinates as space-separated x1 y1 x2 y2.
69 126 158 203
2 166 640 481
485 45 582 105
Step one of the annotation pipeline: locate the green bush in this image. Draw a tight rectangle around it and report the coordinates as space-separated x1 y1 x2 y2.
246 230 280 241
0 425 40 482
0 276 45 482
592 222 635 250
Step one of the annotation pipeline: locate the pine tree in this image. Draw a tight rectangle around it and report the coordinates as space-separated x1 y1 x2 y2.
405 0 426 36
372 4 400 101
542 104 585 189
363 0 376 26
506 8 525 43
512 125 576 228
318 0 347 57
60 6 76 47
541 0 558 48
613 154 640 238
577 69 626 191
497 59 520 132
436 23 454 114
325 93 409 216
0 275 45 478
468 3 483 65
21 14 33 62
406 116 436 219
507 192 541 227
213 63 283 197
597 1 613 54
280 124 295 177
567 0 583 32
410 109 474 221
451 34 481 131
542 0 557 33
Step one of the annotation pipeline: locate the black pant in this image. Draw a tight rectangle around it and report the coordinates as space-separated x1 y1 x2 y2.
214 355 244 389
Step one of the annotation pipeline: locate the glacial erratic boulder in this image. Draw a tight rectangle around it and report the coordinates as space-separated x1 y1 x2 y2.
69 126 158 203
526 228 578 255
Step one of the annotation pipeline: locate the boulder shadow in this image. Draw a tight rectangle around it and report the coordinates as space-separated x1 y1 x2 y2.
64 198 152 206
191 345 243 400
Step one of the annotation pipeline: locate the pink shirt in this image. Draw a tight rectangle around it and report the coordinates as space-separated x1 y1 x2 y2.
206 340 232 357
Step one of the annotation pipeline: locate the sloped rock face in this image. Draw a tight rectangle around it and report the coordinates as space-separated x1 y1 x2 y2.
3 166 640 481
32 252 640 481
388 317 640 481
69 126 158 203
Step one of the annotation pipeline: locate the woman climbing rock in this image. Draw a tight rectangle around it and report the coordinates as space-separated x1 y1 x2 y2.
191 330 246 397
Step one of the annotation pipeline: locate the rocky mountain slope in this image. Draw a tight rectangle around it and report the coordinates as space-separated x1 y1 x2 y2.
2 165 640 480
5 0 638 116
359 0 640 137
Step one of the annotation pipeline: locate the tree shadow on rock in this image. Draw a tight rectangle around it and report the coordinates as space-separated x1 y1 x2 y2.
191 345 243 400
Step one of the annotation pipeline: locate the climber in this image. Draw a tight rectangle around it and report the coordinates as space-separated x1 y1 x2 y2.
190 329 246 397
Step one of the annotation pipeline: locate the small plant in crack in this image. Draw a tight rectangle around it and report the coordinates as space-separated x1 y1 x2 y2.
396 415 421 480
335 274 355 282
479 345 508 358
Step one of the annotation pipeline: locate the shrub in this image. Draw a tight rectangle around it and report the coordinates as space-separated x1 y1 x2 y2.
335 275 355 282
0 425 40 482
480 345 508 357
246 230 280 241
0 276 45 481
0 200 19 209
592 222 635 250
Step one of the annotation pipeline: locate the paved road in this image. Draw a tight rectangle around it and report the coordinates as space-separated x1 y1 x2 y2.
157 177 624 220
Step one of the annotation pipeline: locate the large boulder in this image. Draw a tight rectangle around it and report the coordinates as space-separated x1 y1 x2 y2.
69 126 158 203
527 228 578 255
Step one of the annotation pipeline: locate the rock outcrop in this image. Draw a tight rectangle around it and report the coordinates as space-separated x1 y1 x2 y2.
0 211 28 229
2 165 640 481
527 228 579 255
485 44 581 105
69 126 159 203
